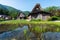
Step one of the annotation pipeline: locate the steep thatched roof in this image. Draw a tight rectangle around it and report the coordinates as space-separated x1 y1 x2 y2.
18 12 26 17
28 3 52 16
31 3 43 13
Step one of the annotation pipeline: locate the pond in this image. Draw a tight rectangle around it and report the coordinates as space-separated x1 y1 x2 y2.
0 25 60 40
0 26 29 40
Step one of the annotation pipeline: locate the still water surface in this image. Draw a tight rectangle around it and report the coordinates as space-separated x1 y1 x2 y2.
0 26 60 40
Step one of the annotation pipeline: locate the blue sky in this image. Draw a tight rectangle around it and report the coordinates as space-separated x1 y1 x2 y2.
0 0 60 11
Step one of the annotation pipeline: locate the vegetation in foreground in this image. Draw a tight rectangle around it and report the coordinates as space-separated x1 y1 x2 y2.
0 20 60 40
0 19 60 25
0 19 60 32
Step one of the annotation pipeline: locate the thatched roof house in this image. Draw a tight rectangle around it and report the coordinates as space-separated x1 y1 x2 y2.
17 12 26 19
28 3 52 20
0 14 12 20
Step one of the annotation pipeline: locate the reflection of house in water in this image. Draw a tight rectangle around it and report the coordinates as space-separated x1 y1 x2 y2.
28 4 52 20
17 12 26 19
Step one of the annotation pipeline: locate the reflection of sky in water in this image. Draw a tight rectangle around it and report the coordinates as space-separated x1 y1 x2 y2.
0 26 28 40
1 26 60 40
43 32 60 40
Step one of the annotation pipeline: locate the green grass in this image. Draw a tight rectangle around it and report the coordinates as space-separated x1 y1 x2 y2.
0 20 60 40
0 19 60 32
0 19 60 26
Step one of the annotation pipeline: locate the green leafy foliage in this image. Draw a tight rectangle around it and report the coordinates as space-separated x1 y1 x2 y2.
33 26 42 33
23 11 30 16
0 18 5 21
0 4 21 19
0 4 9 15
44 6 60 16
48 16 60 21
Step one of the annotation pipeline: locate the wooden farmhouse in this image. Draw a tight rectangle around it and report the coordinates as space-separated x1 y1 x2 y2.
0 14 12 20
17 12 26 19
28 4 52 20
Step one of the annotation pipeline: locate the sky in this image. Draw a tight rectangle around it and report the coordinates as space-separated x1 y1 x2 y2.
0 0 60 11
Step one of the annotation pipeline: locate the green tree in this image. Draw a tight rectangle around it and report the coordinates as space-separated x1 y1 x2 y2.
44 6 60 16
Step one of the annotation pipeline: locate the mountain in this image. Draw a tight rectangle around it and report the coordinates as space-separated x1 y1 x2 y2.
0 4 30 18
0 4 8 15
0 4 21 18
23 11 30 16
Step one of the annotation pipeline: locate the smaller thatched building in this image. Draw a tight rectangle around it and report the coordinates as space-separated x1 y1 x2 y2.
17 12 26 19
0 14 12 20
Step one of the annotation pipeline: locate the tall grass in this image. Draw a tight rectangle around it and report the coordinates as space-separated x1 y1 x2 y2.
0 20 60 32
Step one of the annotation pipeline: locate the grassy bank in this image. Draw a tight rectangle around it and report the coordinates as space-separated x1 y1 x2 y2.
0 19 60 25
0 19 60 32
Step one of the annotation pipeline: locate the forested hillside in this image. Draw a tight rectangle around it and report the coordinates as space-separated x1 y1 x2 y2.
0 4 22 18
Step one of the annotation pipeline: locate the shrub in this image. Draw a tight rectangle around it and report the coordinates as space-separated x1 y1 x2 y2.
48 16 59 21
0 18 5 21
